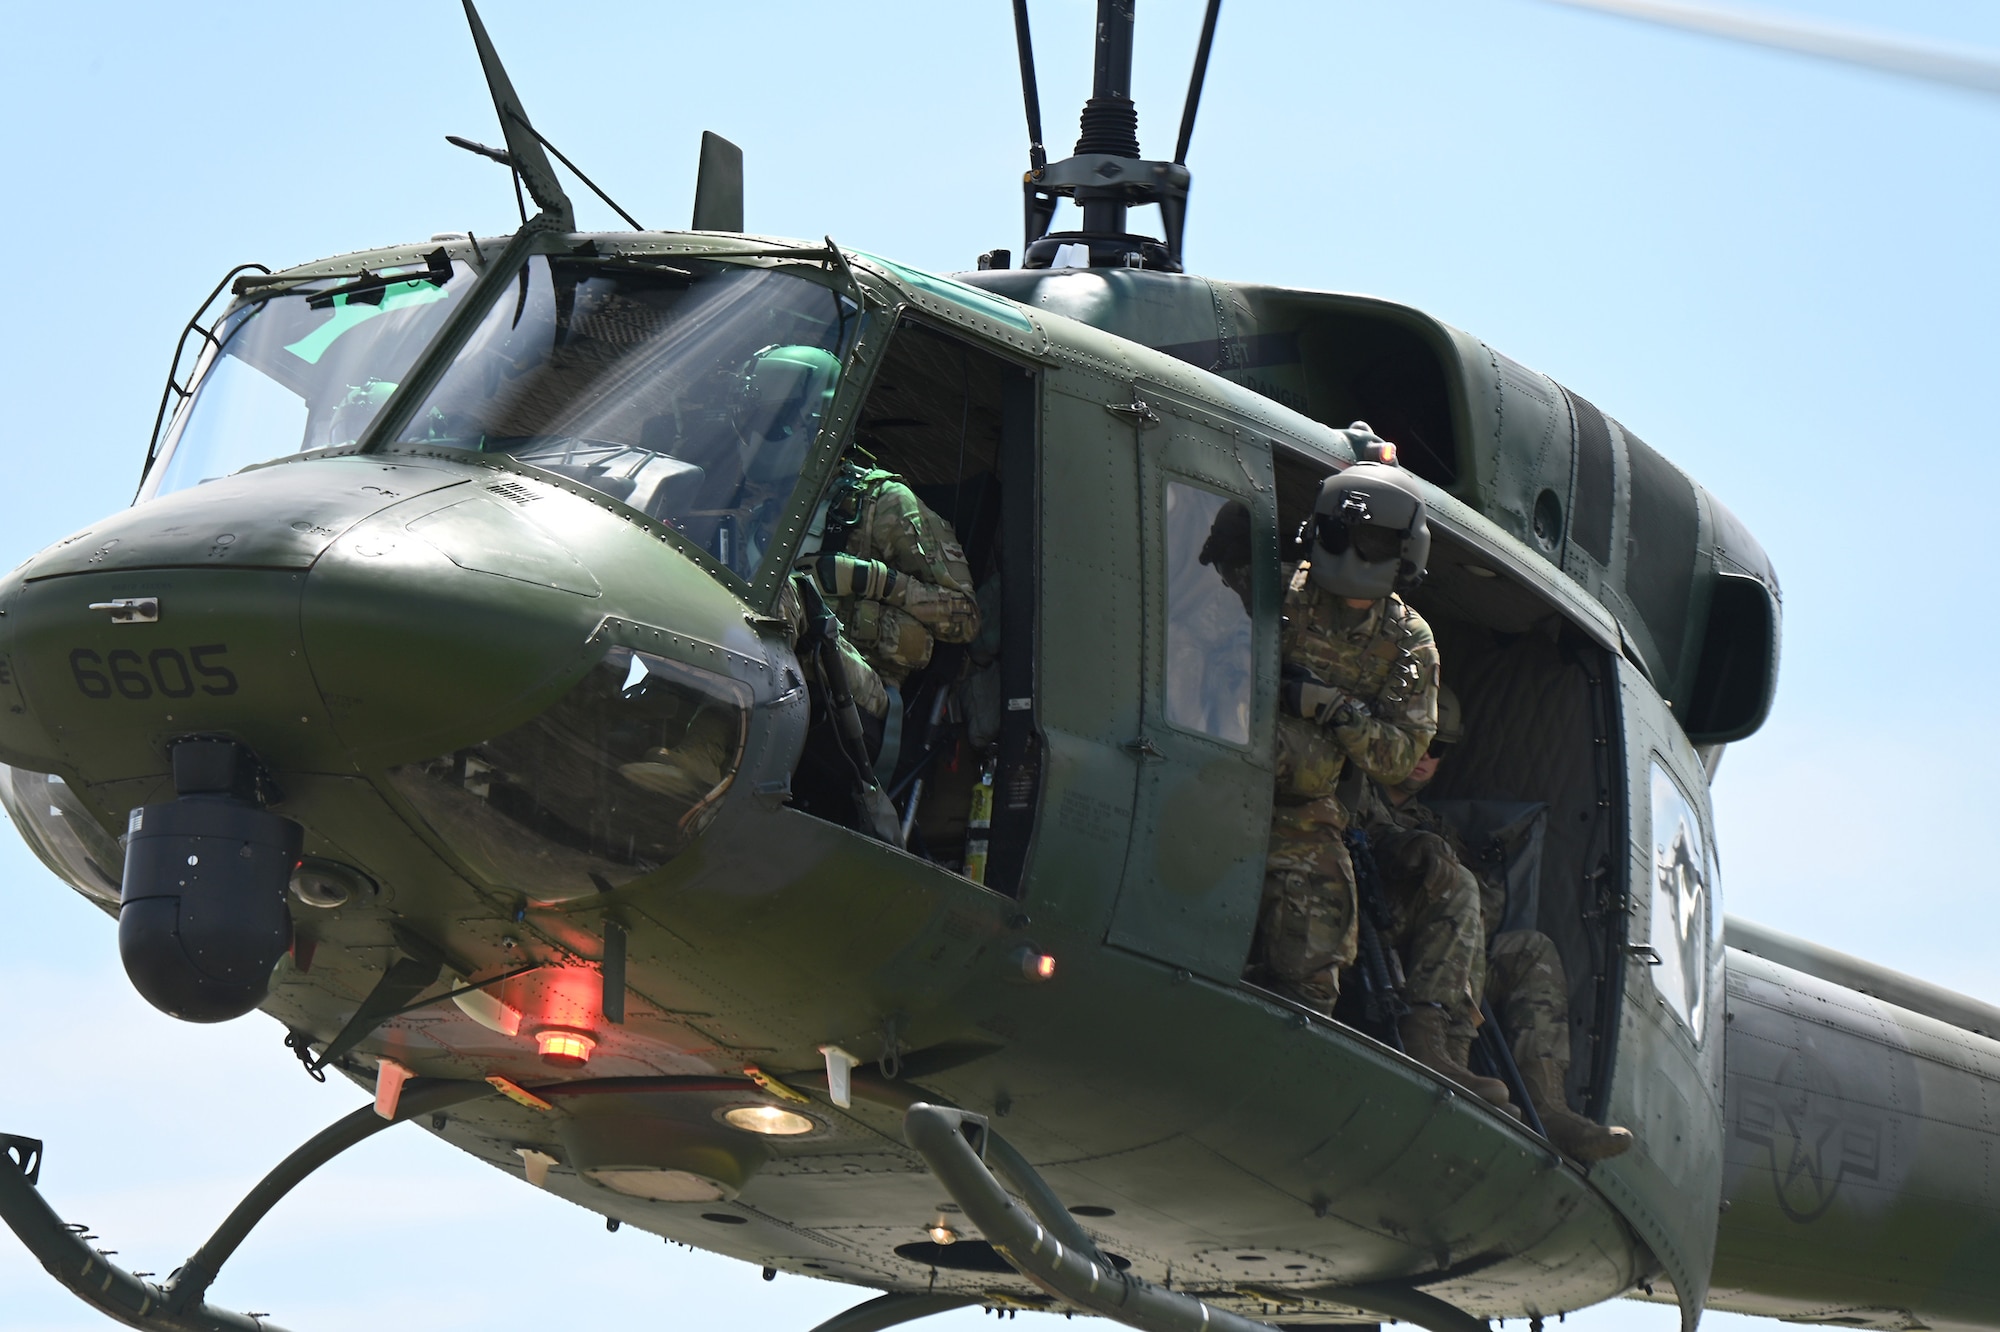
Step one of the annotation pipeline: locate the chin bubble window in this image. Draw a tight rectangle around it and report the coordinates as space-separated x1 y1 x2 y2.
389 648 749 902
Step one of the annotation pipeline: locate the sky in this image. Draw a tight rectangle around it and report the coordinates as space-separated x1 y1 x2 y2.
0 0 1996 1328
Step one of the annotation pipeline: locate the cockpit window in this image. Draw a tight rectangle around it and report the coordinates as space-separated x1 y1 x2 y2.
141 256 472 500
392 256 859 587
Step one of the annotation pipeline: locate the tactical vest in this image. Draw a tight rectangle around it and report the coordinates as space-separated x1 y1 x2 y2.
1274 570 1433 803
811 463 940 682
1280 577 1429 717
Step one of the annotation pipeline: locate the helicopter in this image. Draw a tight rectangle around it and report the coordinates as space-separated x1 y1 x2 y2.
0 3 1996 1332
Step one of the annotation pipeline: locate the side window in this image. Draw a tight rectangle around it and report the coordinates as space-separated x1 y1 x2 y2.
1648 758 1718 1038
1163 480 1253 745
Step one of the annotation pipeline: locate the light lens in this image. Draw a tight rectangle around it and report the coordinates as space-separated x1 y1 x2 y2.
588 1167 728 1203
927 1223 959 1246
536 1028 596 1069
721 1104 816 1136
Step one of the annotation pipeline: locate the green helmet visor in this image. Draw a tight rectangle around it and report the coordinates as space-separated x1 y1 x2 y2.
736 344 842 486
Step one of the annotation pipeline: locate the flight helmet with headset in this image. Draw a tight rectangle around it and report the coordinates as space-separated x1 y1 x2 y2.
733 343 843 488
1305 460 1431 600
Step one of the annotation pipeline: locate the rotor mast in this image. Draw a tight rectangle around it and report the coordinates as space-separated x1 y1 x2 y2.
1015 0 1219 273
1076 0 1142 236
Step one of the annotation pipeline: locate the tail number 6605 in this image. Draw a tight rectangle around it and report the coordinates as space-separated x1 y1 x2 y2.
69 645 238 701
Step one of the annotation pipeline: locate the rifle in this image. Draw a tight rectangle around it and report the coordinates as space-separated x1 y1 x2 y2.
1345 827 1411 1044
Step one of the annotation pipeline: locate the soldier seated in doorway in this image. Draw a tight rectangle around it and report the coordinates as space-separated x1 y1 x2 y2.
1364 684 1635 1162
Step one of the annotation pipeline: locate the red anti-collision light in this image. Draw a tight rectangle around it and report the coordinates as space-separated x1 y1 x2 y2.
1011 947 1056 982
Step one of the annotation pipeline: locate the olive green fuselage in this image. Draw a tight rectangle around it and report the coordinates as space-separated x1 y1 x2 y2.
0 231 1987 1331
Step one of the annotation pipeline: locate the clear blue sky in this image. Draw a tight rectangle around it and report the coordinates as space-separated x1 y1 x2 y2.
1 1 1995 1328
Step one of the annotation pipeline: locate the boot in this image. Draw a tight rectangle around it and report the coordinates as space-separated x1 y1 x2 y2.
1273 968 1338 1018
1522 1055 1633 1163
1399 1004 1513 1110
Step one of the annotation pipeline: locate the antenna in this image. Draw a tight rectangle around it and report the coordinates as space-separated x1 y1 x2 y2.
1174 0 1223 166
460 0 574 230
692 132 745 232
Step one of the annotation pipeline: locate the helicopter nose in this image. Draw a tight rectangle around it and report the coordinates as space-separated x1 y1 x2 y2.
0 456 603 784
298 477 605 771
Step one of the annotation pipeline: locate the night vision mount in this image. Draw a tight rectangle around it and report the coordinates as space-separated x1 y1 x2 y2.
1007 0 1222 274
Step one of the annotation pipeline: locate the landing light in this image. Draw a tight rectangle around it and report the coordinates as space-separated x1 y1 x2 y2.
721 1104 816 1137
927 1222 959 1246
536 1028 596 1069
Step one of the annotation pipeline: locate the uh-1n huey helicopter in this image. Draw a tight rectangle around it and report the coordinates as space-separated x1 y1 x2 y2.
0 2 1996 1331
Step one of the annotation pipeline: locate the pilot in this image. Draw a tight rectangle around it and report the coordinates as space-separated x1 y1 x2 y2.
1367 685 1635 1162
797 444 981 771
726 343 845 578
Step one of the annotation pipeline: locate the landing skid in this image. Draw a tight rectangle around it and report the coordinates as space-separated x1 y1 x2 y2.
0 1079 491 1331
807 1292 979 1332
903 1103 1490 1332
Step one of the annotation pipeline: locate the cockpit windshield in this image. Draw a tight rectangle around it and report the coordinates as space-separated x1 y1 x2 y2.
393 255 859 585
141 254 472 500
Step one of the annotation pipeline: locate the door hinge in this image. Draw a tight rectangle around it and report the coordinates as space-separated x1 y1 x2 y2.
1624 943 1663 965
1106 399 1161 429
1124 736 1166 762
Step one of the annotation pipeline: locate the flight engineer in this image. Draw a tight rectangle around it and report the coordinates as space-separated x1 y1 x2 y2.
797 446 981 770
1364 684 1635 1161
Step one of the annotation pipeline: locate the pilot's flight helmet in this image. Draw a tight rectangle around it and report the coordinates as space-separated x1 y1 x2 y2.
1305 462 1430 599
735 344 842 487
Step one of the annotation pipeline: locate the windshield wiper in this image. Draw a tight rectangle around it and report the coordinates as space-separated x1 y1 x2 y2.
234 248 454 300
562 255 694 280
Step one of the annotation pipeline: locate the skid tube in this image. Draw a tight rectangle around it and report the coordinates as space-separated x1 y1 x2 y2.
904 1102 1286 1332
0 1079 492 1332
903 1103 1493 1332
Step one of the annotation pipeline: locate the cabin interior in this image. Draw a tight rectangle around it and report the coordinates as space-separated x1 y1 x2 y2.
789 318 1038 897
790 313 1626 1115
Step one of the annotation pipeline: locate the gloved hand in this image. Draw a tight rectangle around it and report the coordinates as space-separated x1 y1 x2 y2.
806 553 900 601
1383 829 1451 880
1281 669 1359 727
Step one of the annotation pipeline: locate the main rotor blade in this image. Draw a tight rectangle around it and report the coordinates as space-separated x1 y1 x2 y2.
461 0 576 228
1543 0 2000 98
1175 0 1224 165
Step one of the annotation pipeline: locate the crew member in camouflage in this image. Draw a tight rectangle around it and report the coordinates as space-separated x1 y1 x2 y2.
1253 462 1439 1020
1370 685 1634 1161
800 452 981 689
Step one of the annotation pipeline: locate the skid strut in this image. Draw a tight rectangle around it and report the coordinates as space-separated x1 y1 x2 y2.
905 1102 1287 1332
903 1103 1492 1332
0 1079 490 1331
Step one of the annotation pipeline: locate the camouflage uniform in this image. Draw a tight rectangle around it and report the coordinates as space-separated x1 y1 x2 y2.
1366 790 1570 1065
1357 783 1486 1039
1255 563 1439 1012
804 462 980 688
778 574 887 720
